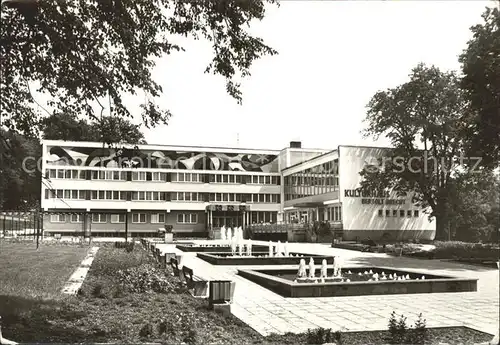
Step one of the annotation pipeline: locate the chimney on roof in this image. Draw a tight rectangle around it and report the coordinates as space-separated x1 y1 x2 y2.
290 141 302 148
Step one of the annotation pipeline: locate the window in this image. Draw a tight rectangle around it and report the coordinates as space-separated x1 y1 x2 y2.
71 190 78 199
177 213 198 224
209 193 215 202
98 191 105 199
106 191 112 200
229 175 235 183
49 169 57 178
378 209 383 217
259 176 265 184
185 173 191 182
265 176 271 184
222 175 228 183
91 191 98 200
160 192 166 201
216 174 222 183
222 193 228 202
99 171 105 179
78 190 86 200
400 210 405 217
259 194 265 203
146 191 152 201
132 213 146 223
191 192 198 201
209 174 216 183
71 170 78 179
407 210 412 217
92 213 107 223
152 172 161 181
265 194 271 203
151 213 165 223
65 170 71 178
113 191 119 200
272 176 278 185
236 175 242 184
178 173 185 182
385 210 390 217
105 171 113 180
111 214 126 223
64 190 71 199
132 191 138 200
185 192 191 201
153 191 159 201
393 210 398 217
228 193 234 202
120 191 127 200
216 193 222 202
132 171 146 181
178 192 184 201
414 210 419 217
71 214 83 223
139 191 145 201
252 175 258 184
50 214 66 222
191 173 198 182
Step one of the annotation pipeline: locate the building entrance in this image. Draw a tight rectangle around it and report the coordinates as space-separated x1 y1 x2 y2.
211 211 242 228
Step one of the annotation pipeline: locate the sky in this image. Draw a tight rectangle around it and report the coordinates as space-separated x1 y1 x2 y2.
124 1 493 151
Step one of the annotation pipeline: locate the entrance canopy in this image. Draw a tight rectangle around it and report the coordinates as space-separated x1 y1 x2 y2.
288 202 324 208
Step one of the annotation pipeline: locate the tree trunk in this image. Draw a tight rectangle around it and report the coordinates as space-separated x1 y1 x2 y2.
434 203 451 241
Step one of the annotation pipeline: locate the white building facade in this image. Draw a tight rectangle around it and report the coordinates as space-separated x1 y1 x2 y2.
40 140 435 240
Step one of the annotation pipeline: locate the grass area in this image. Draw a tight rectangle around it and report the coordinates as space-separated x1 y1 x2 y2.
1 242 495 345
0 241 89 298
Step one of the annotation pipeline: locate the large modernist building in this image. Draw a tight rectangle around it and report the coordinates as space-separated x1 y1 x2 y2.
41 140 435 240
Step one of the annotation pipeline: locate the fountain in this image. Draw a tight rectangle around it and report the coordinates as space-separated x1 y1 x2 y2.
221 225 226 241
230 235 237 256
297 259 307 278
320 259 328 279
276 241 282 257
308 258 315 279
246 239 252 256
284 242 289 257
268 241 273 257
333 256 343 277
226 227 232 245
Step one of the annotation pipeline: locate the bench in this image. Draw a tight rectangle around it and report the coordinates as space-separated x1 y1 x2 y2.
169 257 180 277
160 253 177 269
208 280 235 308
182 266 209 297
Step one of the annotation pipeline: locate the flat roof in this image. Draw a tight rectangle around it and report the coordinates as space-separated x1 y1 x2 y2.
42 139 332 155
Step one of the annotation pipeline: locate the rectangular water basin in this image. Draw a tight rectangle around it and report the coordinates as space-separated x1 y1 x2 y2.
237 267 477 297
197 252 335 265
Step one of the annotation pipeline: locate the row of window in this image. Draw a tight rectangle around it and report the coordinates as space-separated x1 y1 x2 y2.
378 209 420 218
45 169 280 185
325 206 342 222
46 189 281 203
284 161 339 201
50 212 196 224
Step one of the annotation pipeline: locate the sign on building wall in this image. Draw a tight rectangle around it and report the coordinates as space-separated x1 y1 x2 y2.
343 188 406 205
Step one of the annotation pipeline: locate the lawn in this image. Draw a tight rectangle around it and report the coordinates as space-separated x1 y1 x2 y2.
0 241 90 298
0 242 495 345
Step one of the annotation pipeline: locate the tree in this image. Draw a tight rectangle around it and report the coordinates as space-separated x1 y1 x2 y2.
40 113 147 144
0 0 278 137
449 171 500 242
0 129 41 211
459 5 500 168
360 64 468 240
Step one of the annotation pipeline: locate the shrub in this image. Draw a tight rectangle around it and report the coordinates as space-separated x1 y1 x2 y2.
306 327 337 344
139 323 153 338
387 311 407 344
407 313 427 344
116 263 174 293
387 311 427 344
91 283 105 298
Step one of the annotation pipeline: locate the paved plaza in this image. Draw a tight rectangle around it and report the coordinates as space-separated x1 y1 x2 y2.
155 240 499 337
